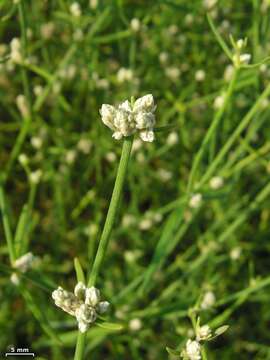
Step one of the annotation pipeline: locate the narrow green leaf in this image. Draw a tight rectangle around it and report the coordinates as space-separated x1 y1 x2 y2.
74 257 86 284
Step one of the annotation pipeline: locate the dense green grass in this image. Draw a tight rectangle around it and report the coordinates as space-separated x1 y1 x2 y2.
1 0 270 359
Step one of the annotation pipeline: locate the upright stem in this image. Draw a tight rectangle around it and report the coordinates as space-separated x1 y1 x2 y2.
74 137 133 360
88 137 133 287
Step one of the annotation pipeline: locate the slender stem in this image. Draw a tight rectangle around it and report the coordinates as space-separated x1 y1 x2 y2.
199 81 270 187
0 186 15 263
74 333 86 360
88 137 133 287
74 137 133 360
202 347 208 360
187 68 238 193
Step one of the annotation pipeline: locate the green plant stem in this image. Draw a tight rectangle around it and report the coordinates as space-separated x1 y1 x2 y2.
74 334 86 360
187 68 238 192
88 137 133 287
198 81 270 187
74 137 133 360
0 186 15 263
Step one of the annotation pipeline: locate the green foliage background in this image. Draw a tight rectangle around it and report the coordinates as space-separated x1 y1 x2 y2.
0 0 270 359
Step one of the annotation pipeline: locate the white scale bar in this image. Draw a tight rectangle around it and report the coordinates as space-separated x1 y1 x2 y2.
5 353 35 357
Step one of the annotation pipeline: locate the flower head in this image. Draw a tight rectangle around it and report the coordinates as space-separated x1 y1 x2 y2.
100 94 157 142
52 282 109 333
182 339 201 360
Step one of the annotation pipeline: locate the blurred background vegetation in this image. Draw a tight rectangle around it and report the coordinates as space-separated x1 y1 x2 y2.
1 0 270 359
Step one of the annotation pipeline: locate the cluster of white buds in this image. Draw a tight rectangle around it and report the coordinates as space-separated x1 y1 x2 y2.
100 94 156 142
232 38 251 67
181 321 228 359
10 38 22 64
182 339 201 360
52 282 109 333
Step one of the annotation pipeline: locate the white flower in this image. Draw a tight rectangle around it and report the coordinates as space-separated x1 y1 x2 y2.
166 132 178 146
201 291 216 309
157 168 173 182
209 176 224 189
105 151 117 163
100 94 157 142
239 53 251 64
195 70 205 82
213 95 225 110
18 153 29 166
29 170 42 185
196 324 212 341
31 136 43 150
189 193 202 209
34 85 43 97
77 138 92 154
52 283 109 333
65 150 77 165
129 318 142 331
130 18 141 32
10 38 22 64
122 214 136 227
14 252 35 273
185 340 201 360
117 68 133 83
159 52 169 65
230 247 242 260
70 2 81 17
89 0 98 9
203 0 217 9
165 66 181 81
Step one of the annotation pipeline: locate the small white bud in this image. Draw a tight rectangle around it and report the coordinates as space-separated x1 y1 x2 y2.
85 286 100 307
166 132 178 146
196 324 212 341
29 170 42 185
129 318 142 331
130 18 141 32
189 193 202 209
209 176 224 190
70 2 81 17
201 291 216 309
31 136 43 150
195 70 205 82
18 153 29 166
74 282 86 299
98 301 110 314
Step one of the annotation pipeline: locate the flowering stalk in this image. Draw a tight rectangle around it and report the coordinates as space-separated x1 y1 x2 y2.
74 136 133 360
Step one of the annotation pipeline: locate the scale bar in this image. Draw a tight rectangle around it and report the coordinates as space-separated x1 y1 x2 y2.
5 353 35 357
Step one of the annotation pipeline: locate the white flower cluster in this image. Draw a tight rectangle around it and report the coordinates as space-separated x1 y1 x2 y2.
10 38 22 64
52 282 109 333
184 339 201 360
100 94 156 142
180 320 228 359
232 38 251 67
